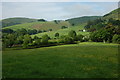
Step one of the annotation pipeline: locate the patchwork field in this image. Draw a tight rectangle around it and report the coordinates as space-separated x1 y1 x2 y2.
2 42 119 78
3 21 71 31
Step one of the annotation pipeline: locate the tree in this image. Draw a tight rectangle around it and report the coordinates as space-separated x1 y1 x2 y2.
61 26 68 29
38 19 46 22
38 30 42 33
15 35 24 44
34 36 39 40
43 30 47 32
63 36 74 44
72 23 75 26
68 30 77 40
41 34 49 45
33 39 41 47
55 33 59 38
28 29 37 35
2 28 14 33
5 34 16 47
76 34 84 42
90 28 113 42
112 34 120 44
22 34 32 48
16 28 27 35
49 29 52 32
54 20 58 24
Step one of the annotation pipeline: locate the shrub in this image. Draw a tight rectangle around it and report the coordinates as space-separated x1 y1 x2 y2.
112 34 120 44
68 30 77 40
33 39 41 47
22 34 32 48
55 33 59 38
41 34 49 45
63 36 74 44
76 34 84 42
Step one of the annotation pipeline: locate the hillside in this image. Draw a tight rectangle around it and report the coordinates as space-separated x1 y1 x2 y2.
2 16 101 30
1 17 38 27
32 24 89 38
84 8 120 32
103 8 120 20
66 16 101 26
3 21 71 31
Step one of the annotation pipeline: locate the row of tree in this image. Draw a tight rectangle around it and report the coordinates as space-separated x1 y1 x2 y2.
2 28 120 50
2 29 88 49
2 28 53 36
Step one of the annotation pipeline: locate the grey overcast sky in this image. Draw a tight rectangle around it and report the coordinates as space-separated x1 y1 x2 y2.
1 1 119 20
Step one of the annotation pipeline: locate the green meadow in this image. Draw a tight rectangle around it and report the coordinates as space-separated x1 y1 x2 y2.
2 42 119 78
32 24 89 38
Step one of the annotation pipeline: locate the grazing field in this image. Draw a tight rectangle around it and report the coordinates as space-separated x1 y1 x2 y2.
2 42 119 78
3 21 70 31
32 24 89 38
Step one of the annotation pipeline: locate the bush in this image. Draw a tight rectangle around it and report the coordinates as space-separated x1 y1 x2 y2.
76 34 84 42
22 34 32 48
33 39 41 46
63 36 74 44
34 36 39 40
58 39 64 43
22 43 29 49
41 34 49 45
68 30 77 40
55 33 59 38
112 34 120 44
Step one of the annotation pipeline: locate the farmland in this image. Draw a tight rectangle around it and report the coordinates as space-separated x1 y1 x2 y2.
3 21 71 31
2 42 119 78
32 24 89 38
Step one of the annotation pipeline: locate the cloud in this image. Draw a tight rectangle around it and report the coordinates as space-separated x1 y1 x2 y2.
1 0 120 2
61 2 118 19
2 2 65 20
0 2 2 20
1 2 119 20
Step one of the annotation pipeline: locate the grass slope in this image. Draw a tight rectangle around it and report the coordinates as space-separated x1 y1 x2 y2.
103 8 120 20
32 24 89 38
66 16 101 26
3 21 70 31
3 42 119 78
1 17 38 27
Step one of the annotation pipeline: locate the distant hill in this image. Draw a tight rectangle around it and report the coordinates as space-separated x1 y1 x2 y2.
66 16 101 26
1 17 38 27
84 8 120 32
2 8 119 32
103 8 120 20
3 21 71 31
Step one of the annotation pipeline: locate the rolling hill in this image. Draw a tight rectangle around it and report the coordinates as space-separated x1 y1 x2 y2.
2 16 102 34
103 8 120 20
66 16 101 26
1 17 38 27
2 8 120 38
3 21 71 31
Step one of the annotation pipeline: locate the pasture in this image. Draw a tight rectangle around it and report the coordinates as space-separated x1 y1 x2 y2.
3 21 70 31
32 24 89 38
2 42 119 78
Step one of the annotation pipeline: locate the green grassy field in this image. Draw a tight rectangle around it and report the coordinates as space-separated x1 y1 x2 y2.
2 42 119 78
